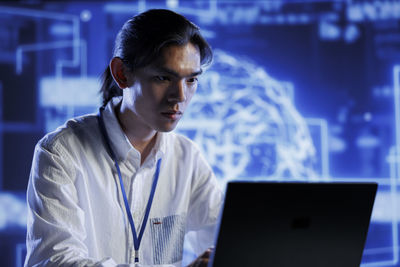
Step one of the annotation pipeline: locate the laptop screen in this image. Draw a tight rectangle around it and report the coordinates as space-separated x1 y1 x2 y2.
209 181 377 267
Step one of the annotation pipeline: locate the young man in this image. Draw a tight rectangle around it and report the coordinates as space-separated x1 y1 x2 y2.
25 9 223 267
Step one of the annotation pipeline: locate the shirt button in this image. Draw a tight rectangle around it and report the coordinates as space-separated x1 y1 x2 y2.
130 250 135 263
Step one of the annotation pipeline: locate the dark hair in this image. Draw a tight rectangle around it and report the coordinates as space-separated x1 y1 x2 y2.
100 9 213 106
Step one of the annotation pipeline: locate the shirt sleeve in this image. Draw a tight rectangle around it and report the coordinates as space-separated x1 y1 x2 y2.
25 139 118 267
185 150 224 255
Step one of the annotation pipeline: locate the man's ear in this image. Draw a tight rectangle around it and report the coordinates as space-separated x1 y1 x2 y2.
109 57 130 89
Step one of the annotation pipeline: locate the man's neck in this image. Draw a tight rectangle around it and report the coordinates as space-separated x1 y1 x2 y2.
115 104 157 165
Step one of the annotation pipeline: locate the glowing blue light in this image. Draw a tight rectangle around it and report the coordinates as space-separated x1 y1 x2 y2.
319 21 341 41
0 84 2 188
347 3 364 22
359 65 400 266
305 118 330 178
166 0 179 9
364 112 372 122
103 3 138 14
363 2 378 20
40 77 101 107
16 243 26 267
344 24 360 43
0 193 26 230
50 23 73 36
178 50 318 183
389 148 399 265
16 41 74 74
0 6 85 78
39 77 101 132
347 2 400 22
298 13 311 24
394 65 400 183
80 9 92 22
356 135 380 148
329 135 347 153
370 190 400 223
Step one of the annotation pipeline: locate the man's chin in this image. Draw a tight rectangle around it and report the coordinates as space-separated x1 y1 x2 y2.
156 122 179 133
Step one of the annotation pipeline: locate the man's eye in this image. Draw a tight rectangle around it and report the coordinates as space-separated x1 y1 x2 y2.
187 77 198 83
154 76 169 81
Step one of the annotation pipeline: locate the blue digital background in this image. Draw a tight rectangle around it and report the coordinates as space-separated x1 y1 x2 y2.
0 0 399 266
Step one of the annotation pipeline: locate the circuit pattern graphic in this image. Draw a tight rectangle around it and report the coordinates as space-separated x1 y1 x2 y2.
178 50 318 182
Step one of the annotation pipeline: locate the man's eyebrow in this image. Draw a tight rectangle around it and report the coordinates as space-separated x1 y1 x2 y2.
154 66 203 77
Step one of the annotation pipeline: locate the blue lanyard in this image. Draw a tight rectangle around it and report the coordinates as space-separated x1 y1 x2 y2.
98 107 161 263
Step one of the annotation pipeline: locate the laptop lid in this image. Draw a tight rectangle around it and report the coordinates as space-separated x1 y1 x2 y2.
209 181 377 267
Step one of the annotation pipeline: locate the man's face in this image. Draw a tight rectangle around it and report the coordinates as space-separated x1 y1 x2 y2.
123 42 201 132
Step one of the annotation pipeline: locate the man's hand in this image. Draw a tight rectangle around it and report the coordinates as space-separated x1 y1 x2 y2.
186 248 213 267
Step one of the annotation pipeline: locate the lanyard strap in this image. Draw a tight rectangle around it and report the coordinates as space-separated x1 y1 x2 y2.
98 107 161 263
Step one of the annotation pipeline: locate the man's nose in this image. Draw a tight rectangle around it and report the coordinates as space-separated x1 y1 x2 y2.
168 80 186 103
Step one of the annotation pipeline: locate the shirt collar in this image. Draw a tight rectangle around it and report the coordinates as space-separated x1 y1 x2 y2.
102 97 166 163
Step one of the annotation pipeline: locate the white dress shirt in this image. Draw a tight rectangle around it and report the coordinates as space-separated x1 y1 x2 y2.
25 97 223 267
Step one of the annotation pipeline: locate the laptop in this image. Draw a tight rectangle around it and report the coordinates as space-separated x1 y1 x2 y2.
209 181 377 267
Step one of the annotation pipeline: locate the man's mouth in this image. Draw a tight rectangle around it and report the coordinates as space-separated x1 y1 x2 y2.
160 110 182 120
